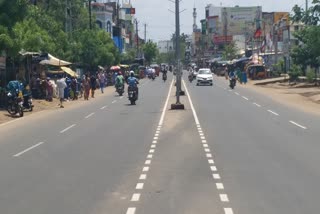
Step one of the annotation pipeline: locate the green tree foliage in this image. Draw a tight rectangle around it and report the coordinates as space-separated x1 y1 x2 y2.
222 42 238 60
120 48 136 64
0 0 119 70
143 41 158 65
291 0 320 72
289 64 302 82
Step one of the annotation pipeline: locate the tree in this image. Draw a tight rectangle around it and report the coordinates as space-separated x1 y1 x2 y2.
291 0 320 74
143 41 158 65
222 42 238 60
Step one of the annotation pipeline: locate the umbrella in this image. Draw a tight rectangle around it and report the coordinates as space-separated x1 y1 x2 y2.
110 65 121 70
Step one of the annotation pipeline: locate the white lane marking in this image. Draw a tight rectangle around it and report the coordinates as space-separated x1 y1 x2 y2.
13 142 44 157
208 159 214 164
131 193 141 202
0 117 23 127
206 153 213 158
152 141 157 144
224 208 234 214
154 133 159 137
242 96 249 100
139 174 147 180
126 207 136 214
136 183 144 190
289 121 307 129
142 167 149 172
253 103 261 107
159 79 174 126
198 130 203 133
182 80 200 125
147 154 153 159
156 131 160 134
216 183 224 190
203 144 209 148
213 174 221 179
85 112 95 119
200 136 205 140
145 160 151 165
151 144 156 148
112 100 117 103
267 110 279 116
100 106 107 110
60 124 76 133
204 148 211 153
220 194 230 202
199 133 204 136
211 166 217 171
153 137 158 140
202 140 207 143
235 92 240 95
149 149 155 153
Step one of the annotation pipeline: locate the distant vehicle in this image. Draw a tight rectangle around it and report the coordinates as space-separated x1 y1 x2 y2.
196 68 213 86
192 66 199 78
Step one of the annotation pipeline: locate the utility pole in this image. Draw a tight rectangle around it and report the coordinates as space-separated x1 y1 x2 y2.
306 0 308 12
89 0 92 29
171 0 184 109
144 23 147 43
135 19 140 58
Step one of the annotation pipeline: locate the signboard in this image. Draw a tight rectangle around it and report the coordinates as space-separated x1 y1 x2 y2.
207 16 219 34
222 6 262 35
213 35 233 44
274 12 289 25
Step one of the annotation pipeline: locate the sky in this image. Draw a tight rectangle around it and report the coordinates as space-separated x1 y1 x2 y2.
130 0 308 42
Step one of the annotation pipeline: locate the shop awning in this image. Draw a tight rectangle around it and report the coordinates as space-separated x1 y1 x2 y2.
40 54 72 66
60 66 78 77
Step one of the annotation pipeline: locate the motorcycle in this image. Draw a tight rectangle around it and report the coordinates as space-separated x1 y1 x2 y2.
162 73 167 82
23 93 33 111
116 84 124 96
7 91 24 117
229 77 236 89
128 86 138 105
188 74 193 83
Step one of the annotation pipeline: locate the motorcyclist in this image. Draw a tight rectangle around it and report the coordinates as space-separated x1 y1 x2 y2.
115 71 125 91
127 71 139 99
162 67 167 80
229 69 236 87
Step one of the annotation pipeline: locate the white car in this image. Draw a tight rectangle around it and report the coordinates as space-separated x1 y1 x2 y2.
196 68 213 86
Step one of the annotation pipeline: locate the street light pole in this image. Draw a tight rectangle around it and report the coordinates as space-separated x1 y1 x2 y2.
89 0 92 30
171 0 184 109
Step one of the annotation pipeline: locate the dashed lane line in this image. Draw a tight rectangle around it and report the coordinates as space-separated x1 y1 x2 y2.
235 92 240 95
289 120 307 129
85 112 95 119
183 80 233 214
267 110 279 116
100 106 107 110
112 100 117 104
13 142 44 157
242 96 249 100
60 124 76 133
253 103 261 107
125 79 174 214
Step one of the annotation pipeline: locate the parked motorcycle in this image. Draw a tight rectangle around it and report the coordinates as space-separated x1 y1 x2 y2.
128 86 138 105
7 91 24 117
116 84 124 96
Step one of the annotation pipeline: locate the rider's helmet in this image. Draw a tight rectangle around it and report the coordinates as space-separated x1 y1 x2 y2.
130 70 135 77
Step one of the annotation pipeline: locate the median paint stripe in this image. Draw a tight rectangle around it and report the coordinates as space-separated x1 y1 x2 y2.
85 112 95 119
224 208 234 214
253 103 261 107
220 194 229 202
242 96 249 100
136 183 144 190
131 193 141 202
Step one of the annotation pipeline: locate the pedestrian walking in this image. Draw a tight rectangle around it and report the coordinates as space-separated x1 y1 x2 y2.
56 76 67 108
90 74 97 98
46 77 53 102
83 76 90 100
98 72 106 93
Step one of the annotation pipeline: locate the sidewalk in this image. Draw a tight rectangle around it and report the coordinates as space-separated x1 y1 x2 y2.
0 86 117 125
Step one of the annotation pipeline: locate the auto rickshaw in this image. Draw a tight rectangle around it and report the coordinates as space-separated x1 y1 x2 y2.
246 64 267 80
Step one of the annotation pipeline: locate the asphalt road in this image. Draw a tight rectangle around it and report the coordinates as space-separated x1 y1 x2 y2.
0 72 319 214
